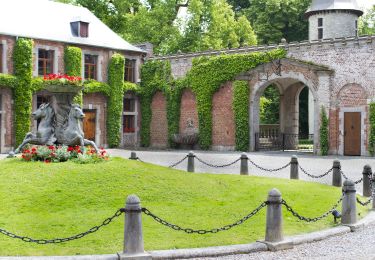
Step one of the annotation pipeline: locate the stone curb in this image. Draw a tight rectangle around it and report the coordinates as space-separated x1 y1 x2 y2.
1 211 375 260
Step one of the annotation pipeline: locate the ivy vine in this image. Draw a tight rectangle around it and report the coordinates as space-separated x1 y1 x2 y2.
368 103 375 156
319 106 329 156
233 81 250 151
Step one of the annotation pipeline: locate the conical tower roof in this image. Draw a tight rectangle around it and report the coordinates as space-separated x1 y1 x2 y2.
305 0 363 17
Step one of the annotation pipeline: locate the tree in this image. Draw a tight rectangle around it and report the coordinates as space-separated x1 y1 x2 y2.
359 5 375 36
245 0 310 44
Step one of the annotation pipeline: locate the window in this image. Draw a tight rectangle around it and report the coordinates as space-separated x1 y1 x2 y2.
38 49 54 76
71 21 89 38
318 18 323 27
317 18 323 40
123 98 135 112
0 44 3 73
355 20 358 36
84 54 98 80
123 115 135 133
124 59 136 83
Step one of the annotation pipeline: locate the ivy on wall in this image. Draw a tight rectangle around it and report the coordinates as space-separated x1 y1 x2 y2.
188 49 286 149
0 74 17 88
233 80 250 151
107 53 125 147
13 38 33 146
139 60 171 147
319 106 329 156
64 46 83 105
368 103 375 156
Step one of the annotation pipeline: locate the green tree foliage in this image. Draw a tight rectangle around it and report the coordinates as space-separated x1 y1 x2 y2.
359 5 375 36
259 85 279 124
245 0 310 44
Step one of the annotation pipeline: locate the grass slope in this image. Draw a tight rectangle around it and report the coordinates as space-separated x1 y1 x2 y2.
0 157 367 256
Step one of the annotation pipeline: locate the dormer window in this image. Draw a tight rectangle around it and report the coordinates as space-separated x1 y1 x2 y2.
71 21 89 38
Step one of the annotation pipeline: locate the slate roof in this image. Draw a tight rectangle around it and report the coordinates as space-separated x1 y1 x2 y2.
0 0 145 53
305 0 364 17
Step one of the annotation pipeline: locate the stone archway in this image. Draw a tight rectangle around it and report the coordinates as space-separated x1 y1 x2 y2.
235 58 333 154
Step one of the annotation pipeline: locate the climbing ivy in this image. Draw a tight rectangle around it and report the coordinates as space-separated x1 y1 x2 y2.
64 46 83 105
319 106 329 156
188 49 286 149
139 60 171 147
0 74 17 88
107 53 125 147
233 80 249 151
13 38 33 146
369 103 375 156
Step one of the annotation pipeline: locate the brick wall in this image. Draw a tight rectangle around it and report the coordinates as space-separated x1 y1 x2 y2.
212 82 235 150
179 89 199 134
150 91 168 148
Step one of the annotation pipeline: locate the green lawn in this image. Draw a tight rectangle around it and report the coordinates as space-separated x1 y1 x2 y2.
0 157 368 256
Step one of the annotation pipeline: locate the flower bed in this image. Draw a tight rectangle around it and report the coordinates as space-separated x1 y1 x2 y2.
21 145 109 164
43 73 82 87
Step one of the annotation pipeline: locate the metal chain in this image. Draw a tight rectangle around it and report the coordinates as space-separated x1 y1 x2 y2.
247 158 290 172
354 178 363 184
0 209 124 244
195 156 241 168
168 156 188 168
282 193 344 222
136 157 146 163
340 170 348 180
142 202 267 234
299 165 333 179
356 197 372 206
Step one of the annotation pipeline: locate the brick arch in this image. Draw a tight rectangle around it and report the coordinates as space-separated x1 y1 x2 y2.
212 82 235 150
337 83 367 107
150 91 168 148
179 88 199 134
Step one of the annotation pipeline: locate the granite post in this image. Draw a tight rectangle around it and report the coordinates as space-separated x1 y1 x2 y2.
362 165 372 197
290 155 299 180
240 153 249 175
120 195 151 260
129 151 138 160
341 180 357 225
332 160 342 187
187 151 195 172
265 188 283 242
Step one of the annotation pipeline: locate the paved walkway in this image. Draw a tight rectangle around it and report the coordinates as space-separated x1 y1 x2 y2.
108 149 375 194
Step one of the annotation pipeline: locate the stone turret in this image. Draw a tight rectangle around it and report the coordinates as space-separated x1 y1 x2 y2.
305 0 363 41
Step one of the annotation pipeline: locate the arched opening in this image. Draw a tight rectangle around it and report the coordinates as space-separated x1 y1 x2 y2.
252 78 317 153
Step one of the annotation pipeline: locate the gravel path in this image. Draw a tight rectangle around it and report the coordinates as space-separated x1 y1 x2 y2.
108 149 375 194
198 223 375 260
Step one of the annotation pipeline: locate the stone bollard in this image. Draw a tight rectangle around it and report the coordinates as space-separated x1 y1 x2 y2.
362 165 372 197
290 155 299 180
265 188 283 243
332 160 342 187
187 151 195 172
120 195 151 260
129 151 138 160
341 180 357 225
240 153 249 175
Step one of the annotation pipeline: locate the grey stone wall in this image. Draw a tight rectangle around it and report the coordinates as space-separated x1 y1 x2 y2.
308 11 359 41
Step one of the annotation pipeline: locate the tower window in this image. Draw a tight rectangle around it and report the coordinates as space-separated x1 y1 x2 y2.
355 20 358 36
318 28 323 40
318 18 323 27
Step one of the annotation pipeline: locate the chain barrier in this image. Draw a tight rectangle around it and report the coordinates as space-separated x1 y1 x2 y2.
142 202 267 234
356 197 372 206
247 158 290 172
340 170 348 180
168 156 188 168
282 193 344 222
195 156 241 168
354 178 363 184
0 208 124 244
298 165 333 179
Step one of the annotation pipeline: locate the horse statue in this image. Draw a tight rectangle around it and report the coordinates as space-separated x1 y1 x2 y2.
14 103 56 154
56 104 99 152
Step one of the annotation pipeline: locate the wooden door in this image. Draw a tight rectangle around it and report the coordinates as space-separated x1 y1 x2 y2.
344 112 361 156
83 110 96 142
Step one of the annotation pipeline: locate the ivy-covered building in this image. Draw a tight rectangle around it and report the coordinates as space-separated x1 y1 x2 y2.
145 0 375 156
0 0 147 152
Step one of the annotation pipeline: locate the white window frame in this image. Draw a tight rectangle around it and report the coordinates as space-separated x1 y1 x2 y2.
1 40 8 74
124 55 141 83
33 45 58 77
82 50 102 82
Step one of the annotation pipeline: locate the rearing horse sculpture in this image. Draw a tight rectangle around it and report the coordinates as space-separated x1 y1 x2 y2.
55 104 99 152
14 103 56 154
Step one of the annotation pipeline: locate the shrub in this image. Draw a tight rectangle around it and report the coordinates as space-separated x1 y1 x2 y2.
319 106 329 156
